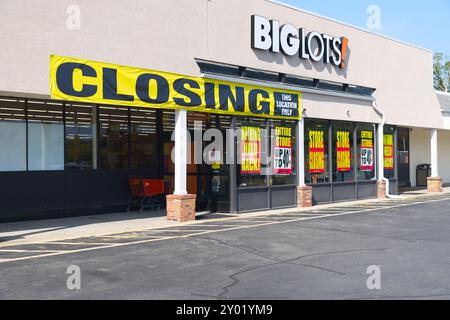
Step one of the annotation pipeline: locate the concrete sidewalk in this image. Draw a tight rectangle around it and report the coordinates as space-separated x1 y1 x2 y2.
1 187 449 247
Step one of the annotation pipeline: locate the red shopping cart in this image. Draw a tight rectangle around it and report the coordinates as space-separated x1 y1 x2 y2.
127 176 165 212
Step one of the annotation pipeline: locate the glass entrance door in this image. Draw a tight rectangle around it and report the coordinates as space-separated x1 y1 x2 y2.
188 112 232 213
195 147 230 213
397 127 411 187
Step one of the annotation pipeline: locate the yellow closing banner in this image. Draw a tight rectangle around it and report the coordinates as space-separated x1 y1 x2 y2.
50 55 301 120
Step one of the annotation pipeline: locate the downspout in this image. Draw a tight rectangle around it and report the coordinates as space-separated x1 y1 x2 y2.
372 101 403 199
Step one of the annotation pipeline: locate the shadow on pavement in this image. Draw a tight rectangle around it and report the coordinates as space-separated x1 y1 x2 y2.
0 209 167 244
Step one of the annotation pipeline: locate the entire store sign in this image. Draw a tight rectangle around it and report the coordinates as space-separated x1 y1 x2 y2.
241 127 261 175
336 131 351 172
384 134 394 170
360 130 374 172
50 55 301 120
251 15 349 69
273 126 293 175
309 130 325 173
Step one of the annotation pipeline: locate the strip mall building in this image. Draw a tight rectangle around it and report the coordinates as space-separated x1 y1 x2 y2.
0 0 447 222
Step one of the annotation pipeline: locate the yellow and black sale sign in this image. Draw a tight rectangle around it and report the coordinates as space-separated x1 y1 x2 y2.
336 130 351 172
50 55 301 120
274 126 292 175
240 127 261 175
384 134 394 170
309 130 325 174
360 130 374 172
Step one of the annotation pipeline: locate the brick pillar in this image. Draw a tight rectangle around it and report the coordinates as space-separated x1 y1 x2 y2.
427 177 442 193
166 194 196 222
297 186 313 208
377 180 387 199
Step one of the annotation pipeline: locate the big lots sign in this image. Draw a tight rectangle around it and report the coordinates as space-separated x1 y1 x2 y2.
251 15 349 69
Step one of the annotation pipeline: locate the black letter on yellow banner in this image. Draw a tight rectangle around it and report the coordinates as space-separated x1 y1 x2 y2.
136 73 170 104
173 78 202 107
249 89 270 115
204 82 216 110
219 84 245 112
56 62 97 97
103 68 134 102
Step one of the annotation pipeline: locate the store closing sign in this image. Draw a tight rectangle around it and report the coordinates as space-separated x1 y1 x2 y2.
384 134 394 170
309 130 325 173
336 131 351 172
360 130 374 172
241 127 261 175
50 55 301 120
274 127 292 175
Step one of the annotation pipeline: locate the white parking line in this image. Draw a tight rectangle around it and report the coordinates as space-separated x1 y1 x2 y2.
0 249 67 253
98 235 163 239
49 241 119 246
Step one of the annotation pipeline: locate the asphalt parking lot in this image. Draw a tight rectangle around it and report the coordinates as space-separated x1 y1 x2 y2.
1 194 450 300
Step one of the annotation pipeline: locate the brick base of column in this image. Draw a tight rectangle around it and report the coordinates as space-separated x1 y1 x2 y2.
166 194 196 222
297 186 313 208
427 177 442 193
377 180 387 199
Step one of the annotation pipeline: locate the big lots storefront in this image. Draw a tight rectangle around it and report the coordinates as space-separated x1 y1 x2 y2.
0 0 444 222
0 55 401 221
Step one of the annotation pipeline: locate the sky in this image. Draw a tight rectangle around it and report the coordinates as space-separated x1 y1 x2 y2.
279 0 450 55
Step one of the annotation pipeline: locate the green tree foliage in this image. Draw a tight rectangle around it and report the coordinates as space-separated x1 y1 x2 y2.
433 53 450 92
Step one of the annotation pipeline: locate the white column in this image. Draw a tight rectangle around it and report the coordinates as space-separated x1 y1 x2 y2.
431 129 439 177
174 109 188 195
377 123 384 180
297 118 305 186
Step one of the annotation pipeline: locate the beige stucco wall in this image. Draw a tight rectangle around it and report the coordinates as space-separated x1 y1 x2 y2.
0 0 208 95
0 0 443 128
443 115 450 129
410 128 450 186
302 93 379 124
410 128 430 187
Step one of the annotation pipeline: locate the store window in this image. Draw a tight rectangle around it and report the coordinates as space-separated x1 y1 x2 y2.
98 105 129 169
187 112 209 180
332 122 354 182
187 112 232 167
236 117 268 188
65 103 95 170
271 119 297 185
384 126 396 179
0 98 26 171
356 124 376 181
162 110 175 194
162 111 175 174
129 108 157 169
27 100 64 171
305 120 329 184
